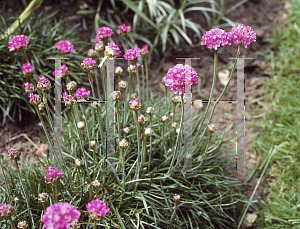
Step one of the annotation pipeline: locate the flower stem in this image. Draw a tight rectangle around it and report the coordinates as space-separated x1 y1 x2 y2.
135 61 140 94
88 71 96 99
52 186 56 204
148 116 152 172
94 220 96 229
9 217 15 229
145 57 149 105
122 149 125 190
21 48 29 63
199 132 212 174
133 110 140 185
165 86 168 114
94 68 101 99
128 60 133 96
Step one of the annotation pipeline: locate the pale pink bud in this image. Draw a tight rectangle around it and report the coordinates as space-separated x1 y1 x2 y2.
161 116 168 122
77 121 85 130
119 139 129 149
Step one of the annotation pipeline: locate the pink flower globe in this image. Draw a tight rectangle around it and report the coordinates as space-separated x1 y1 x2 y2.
55 40 75 53
201 28 231 50
86 199 110 221
229 24 256 48
8 35 28 51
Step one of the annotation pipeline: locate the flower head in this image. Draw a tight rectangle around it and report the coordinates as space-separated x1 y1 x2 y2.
92 180 101 189
77 121 85 130
229 24 256 48
97 27 113 40
44 167 63 186
138 114 148 125
91 101 101 110
75 159 81 168
28 93 41 106
144 128 152 137
141 45 149 56
111 91 121 101
8 35 28 51
90 140 96 148
94 40 104 52
118 80 127 89
161 116 168 122
119 24 131 36
119 139 129 149
38 193 49 203
41 202 81 229
123 127 130 134
128 97 142 111
127 62 140 73
23 82 35 94
115 66 123 75
17 220 28 229
123 48 141 62
171 122 177 129
62 92 75 107
87 49 96 57
146 107 154 115
74 87 90 101
86 199 110 221
80 58 96 71
207 124 216 133
0 204 15 219
55 40 75 53
37 76 51 91
8 148 21 160
201 28 231 50
165 64 198 95
52 65 69 78
66 81 77 91
21 63 33 76
104 42 120 57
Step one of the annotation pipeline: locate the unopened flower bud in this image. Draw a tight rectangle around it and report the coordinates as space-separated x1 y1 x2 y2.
123 127 130 134
77 121 85 130
91 101 101 110
92 180 101 189
17 220 28 229
87 49 96 57
171 122 177 129
118 80 127 89
90 140 96 148
207 124 216 133
119 139 129 149
115 66 123 75
144 128 152 137
138 114 148 125
173 194 180 202
8 148 21 160
111 91 121 101
66 81 77 91
176 128 180 135
172 96 180 104
146 107 154 115
161 76 166 85
38 193 49 203
170 113 174 118
38 102 45 111
82 115 85 121
142 167 147 173
75 159 81 168
14 197 20 203
131 93 137 99
161 116 168 122
167 148 172 156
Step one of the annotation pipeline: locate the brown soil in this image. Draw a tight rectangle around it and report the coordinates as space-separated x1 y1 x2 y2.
0 0 290 228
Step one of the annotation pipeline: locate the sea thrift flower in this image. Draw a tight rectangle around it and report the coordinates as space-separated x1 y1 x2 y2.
131 93 137 99
165 64 198 95
8 35 28 51
23 82 35 94
21 63 33 76
80 58 96 71
229 24 256 48
92 180 101 189
138 114 148 125
201 28 231 50
123 127 130 134
128 97 142 111
66 81 77 91
111 91 121 101
17 220 28 229
77 122 85 130
115 66 123 75
144 128 152 137
55 40 75 53
104 42 120 57
74 87 90 101
207 124 216 133
119 139 128 149
141 45 149 56
38 102 45 111
41 202 81 229
173 194 180 210
127 62 140 73
37 75 51 91
171 122 177 129
146 107 154 115
119 23 131 36
97 27 113 40
44 167 63 186
118 80 127 89
94 40 104 51
170 113 174 118
161 116 168 122
8 148 21 160
90 140 96 148
86 199 110 221
52 65 69 78
123 48 141 62
62 92 75 107
0 204 15 219
87 49 96 57
75 159 81 168
91 101 101 110
38 193 49 203
28 93 41 106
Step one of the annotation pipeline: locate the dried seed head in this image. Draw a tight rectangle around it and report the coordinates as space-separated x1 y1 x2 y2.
75 159 81 168
207 124 216 133
115 66 123 75
77 121 85 130
144 128 152 137
171 122 177 129
119 139 129 149
161 116 168 122
90 140 96 148
146 107 154 115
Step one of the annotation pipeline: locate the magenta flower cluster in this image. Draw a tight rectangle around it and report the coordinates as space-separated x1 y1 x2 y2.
62 92 75 106
21 63 33 76
119 23 131 36
123 48 141 61
165 64 198 96
97 26 113 40
86 199 110 221
8 148 21 160
8 35 28 51
52 65 68 78
41 202 81 229
55 40 75 53
104 42 121 57
201 28 231 50
80 58 96 71
201 24 256 50
44 167 63 186
229 24 256 48
74 87 90 101
28 93 41 106
128 97 142 111
23 82 35 94
37 75 51 91
0 204 15 219
141 45 149 56
94 40 103 51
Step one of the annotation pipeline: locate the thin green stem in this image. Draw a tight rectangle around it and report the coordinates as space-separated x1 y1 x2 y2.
94 68 101 99
9 217 15 229
199 132 212 174
129 60 133 96
135 61 140 94
148 115 152 172
88 70 96 99
52 186 56 204
145 57 149 105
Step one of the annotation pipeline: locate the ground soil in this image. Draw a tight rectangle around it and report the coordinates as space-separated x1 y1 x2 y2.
0 0 290 228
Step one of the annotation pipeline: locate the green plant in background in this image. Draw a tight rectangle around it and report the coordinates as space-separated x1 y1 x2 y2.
0 7 88 126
